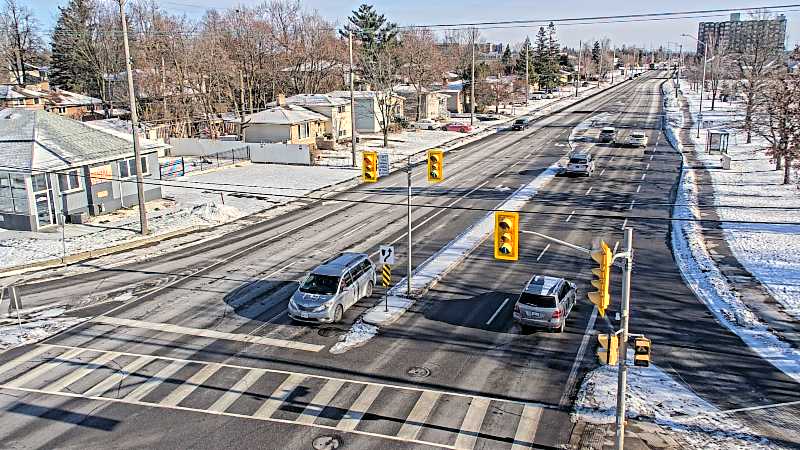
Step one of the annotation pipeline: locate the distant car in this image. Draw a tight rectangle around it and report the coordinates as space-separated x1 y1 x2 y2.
513 274 577 333
529 91 546 100
512 117 532 130
598 127 616 144
565 152 595 177
627 131 648 147
445 123 473 133
411 119 439 130
476 114 499 122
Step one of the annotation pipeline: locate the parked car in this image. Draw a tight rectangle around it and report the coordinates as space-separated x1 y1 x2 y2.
445 123 473 133
512 117 532 130
513 274 577 333
411 119 439 130
288 252 376 323
529 91 545 100
627 130 648 147
565 152 595 176
598 127 616 144
476 114 500 122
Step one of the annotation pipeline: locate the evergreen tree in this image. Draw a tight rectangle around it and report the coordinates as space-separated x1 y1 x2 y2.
546 22 560 84
340 4 397 61
514 37 536 84
592 40 602 65
500 43 513 75
533 27 550 88
50 0 95 92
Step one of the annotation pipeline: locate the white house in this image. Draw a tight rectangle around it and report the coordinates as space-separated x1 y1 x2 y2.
327 90 405 134
285 94 351 142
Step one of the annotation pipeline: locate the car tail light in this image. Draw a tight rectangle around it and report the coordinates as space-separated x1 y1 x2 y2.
552 309 563 319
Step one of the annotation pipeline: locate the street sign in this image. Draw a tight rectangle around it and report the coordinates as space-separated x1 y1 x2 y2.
378 152 390 177
381 264 391 288
379 245 395 265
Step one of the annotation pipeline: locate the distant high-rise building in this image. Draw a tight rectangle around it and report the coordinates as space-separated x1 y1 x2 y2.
697 13 786 55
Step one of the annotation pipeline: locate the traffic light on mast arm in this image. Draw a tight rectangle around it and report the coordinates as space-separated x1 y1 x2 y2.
494 211 519 261
427 149 444 183
362 151 378 183
588 240 612 317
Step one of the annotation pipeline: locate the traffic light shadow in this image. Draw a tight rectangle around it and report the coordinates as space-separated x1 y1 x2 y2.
221 278 299 321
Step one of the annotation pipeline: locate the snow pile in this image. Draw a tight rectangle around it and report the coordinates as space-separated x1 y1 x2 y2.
0 307 87 351
190 203 243 224
574 353 775 450
329 320 378 354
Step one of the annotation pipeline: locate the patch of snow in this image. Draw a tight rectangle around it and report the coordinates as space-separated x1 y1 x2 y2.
0 316 87 351
329 320 377 354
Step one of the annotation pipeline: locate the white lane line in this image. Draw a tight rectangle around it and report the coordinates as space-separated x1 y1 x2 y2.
397 390 442 441
640 173 646 181
4 348 84 389
0 346 51 377
621 218 628 230
613 241 620 254
91 316 323 353
650 153 655 161
584 186 593 195
599 168 606 176
159 363 223 407
339 221 371 239
296 378 346 425
207 368 266 413
511 404 543 450
124 359 187 402
43 351 120 393
565 210 575 222
494 170 507 178
536 244 551 262
486 298 511 326
83 355 155 397
645 163 650 171
337 384 383 431
253 373 307 419
559 308 599 408
454 397 491 450
636 185 642 193
628 199 636 210
609 155 616 162
264 261 297 279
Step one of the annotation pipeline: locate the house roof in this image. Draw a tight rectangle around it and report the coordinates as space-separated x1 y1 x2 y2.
0 84 47 100
0 108 167 172
286 94 348 107
48 88 102 107
327 90 403 101
245 104 327 125
393 84 429 95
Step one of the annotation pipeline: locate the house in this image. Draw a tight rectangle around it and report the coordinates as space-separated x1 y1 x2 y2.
285 94 352 142
392 84 449 121
242 96 327 146
46 88 103 120
5 62 48 87
327 90 405 134
0 108 169 232
437 89 464 114
0 85 47 110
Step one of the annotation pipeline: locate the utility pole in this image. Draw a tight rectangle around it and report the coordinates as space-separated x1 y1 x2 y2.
611 46 616 84
597 41 603 89
119 0 148 235
349 31 357 168
470 28 476 126
614 227 634 450
575 40 582 97
525 38 530 105
407 156 412 296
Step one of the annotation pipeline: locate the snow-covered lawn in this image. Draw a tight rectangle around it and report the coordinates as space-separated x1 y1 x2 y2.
574 352 776 449
0 306 87 351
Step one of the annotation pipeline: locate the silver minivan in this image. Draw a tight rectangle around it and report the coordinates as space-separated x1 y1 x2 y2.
513 275 577 332
288 253 376 323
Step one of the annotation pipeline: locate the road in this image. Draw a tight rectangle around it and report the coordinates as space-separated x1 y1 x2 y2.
1 73 798 449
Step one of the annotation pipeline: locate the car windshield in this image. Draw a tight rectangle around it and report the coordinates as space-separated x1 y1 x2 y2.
299 274 340 295
601 129 615 134
570 157 588 164
515 119 525 124
632 133 645 138
519 293 557 308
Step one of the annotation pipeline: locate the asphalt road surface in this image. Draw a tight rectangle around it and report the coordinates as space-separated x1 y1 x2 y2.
1 72 798 449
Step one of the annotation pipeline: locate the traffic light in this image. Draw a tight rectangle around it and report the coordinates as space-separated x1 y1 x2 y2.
362 151 378 183
427 149 444 183
634 336 651 367
588 240 612 317
494 211 519 261
597 333 619 365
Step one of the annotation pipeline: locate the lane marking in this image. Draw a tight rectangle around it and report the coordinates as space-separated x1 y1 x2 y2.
650 153 655 161
536 244 551 262
511 404 543 450
645 163 650 171
454 397 491 450
83 355 155 397
124 359 188 402
337 384 383 431
599 168 606 176
0 346 51 378
640 173 647 181
486 297 511 326
253 373 307 418
4 348 84 389
397 390 442 441
296 378 346 424
565 210 575 222
159 363 222 407
636 185 642 193
621 218 628 230
613 241 620 254
91 316 324 353
584 186 593 195
559 308 599 408
43 351 120 393
628 200 636 210
207 368 266 413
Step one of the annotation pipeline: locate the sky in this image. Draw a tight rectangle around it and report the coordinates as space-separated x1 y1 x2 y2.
26 0 800 51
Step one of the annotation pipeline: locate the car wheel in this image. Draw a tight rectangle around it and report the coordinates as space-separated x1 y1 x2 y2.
333 305 343 323
365 281 374 298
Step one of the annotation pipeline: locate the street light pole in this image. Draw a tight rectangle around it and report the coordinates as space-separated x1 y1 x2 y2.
407 156 412 296
349 31 357 168
682 34 707 138
118 0 148 235
614 227 634 450
470 28 476 126
575 40 582 97
525 39 530 105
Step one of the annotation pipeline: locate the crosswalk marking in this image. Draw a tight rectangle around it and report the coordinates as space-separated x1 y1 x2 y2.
5 348 84 389
296 378 345 425
208 369 265 413
158 363 222 407
253 373 307 419
43 351 120 393
0 346 51 378
124 359 187 402
337 384 383 431
83 355 154 397
510 405 542 450
396 390 441 441
453 397 491 450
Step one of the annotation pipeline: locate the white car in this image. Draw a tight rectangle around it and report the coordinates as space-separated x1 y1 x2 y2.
627 131 648 147
565 152 595 177
411 119 439 130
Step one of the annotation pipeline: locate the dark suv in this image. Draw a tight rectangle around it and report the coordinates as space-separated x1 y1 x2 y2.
512 117 532 130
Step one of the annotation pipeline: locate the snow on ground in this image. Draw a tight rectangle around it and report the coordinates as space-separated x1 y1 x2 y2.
574 351 776 450
329 320 378 354
663 81 800 383
678 80 800 321
0 308 87 351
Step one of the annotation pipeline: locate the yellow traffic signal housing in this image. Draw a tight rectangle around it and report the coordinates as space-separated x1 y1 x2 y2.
362 151 378 183
597 333 619 366
588 240 612 317
494 211 519 261
634 336 651 367
427 149 444 183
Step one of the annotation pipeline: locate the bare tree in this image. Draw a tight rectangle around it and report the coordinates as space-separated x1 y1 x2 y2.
398 28 445 121
754 68 800 183
0 0 43 85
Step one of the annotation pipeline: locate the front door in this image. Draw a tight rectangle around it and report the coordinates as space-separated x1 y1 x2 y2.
32 174 54 228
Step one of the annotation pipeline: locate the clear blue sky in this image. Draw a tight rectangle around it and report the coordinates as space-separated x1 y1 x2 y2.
26 0 800 50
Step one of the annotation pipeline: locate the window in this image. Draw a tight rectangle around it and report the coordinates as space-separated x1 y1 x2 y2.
31 174 48 192
58 169 81 192
518 293 557 308
298 122 310 139
118 157 149 178
0 171 29 214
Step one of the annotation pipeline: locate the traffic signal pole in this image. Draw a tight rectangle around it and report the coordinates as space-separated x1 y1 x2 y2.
407 156 412 296
614 227 633 450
